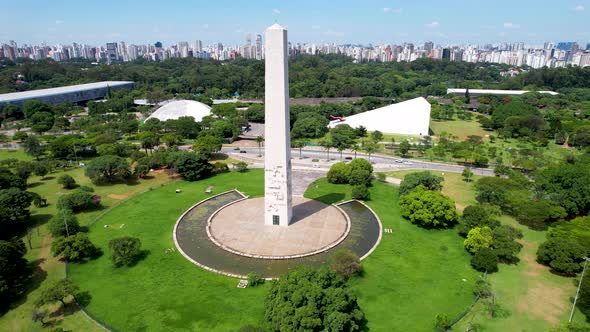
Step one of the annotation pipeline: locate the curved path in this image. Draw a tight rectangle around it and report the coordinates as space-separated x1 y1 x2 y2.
174 190 381 278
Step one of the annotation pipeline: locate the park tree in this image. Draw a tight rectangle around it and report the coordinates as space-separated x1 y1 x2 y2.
32 160 52 178
23 135 45 160
192 135 222 158
23 100 52 119
535 162 590 216
536 238 587 274
492 225 523 262
0 239 32 312
291 115 328 139
464 226 494 254
0 188 33 228
462 168 474 182
51 233 97 262
109 237 142 267
349 158 373 174
578 271 590 318
0 169 26 190
319 137 334 160
327 162 352 184
255 136 264 157
264 267 364 332
330 249 362 279
361 140 378 161
399 139 410 156
47 209 80 237
57 174 76 189
398 171 443 196
459 204 501 236
35 278 79 308
371 130 383 143
85 155 131 183
291 139 305 159
14 161 33 181
235 161 249 173
245 104 265 122
138 132 160 154
471 248 499 272
161 133 182 148
399 185 458 228
56 189 95 211
30 111 54 134
175 152 213 181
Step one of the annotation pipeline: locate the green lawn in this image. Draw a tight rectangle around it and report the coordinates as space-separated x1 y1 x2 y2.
305 178 479 331
430 117 491 140
67 170 268 331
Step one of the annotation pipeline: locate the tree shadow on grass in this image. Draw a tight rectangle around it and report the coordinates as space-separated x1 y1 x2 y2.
311 193 345 205
1 258 48 315
127 250 151 268
40 176 55 181
27 182 44 188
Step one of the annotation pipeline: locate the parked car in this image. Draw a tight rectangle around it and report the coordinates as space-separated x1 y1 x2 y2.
345 156 353 160
233 147 241 151
239 150 247 154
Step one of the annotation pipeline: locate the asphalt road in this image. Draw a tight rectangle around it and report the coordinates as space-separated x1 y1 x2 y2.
221 146 495 177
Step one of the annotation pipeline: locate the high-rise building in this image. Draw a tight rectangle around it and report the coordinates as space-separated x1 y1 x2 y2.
255 34 263 60
106 42 119 63
442 48 451 60
424 41 434 55
195 40 202 52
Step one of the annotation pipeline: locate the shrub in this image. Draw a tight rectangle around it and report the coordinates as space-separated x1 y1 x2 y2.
492 225 523 262
399 186 458 228
399 171 443 196
247 273 264 287
51 233 96 261
330 249 362 279
536 238 586 274
471 248 499 272
351 185 369 200
78 185 94 193
47 210 80 237
376 173 386 182
235 161 248 173
348 158 373 174
109 237 142 267
212 163 230 174
327 162 352 184
57 174 76 189
56 189 95 211
464 227 494 254
350 169 372 186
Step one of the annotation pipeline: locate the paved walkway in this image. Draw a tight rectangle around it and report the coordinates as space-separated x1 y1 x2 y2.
209 197 349 258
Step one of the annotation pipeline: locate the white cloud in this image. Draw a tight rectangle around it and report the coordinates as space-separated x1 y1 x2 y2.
503 22 520 29
574 5 585 11
323 29 344 37
383 7 402 14
311 25 321 30
480 25 496 29
425 21 439 28
55 20 64 25
272 8 281 14
202 24 209 29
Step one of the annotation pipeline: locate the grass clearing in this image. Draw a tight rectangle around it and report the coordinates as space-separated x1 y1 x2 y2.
305 178 478 331
429 118 491 140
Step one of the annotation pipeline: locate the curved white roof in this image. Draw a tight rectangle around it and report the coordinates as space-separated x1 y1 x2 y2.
146 100 211 122
328 97 431 136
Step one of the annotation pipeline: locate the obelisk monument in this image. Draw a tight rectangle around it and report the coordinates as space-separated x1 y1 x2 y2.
264 23 293 226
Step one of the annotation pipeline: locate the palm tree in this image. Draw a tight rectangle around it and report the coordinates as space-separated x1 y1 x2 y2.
255 136 264 157
319 138 333 161
292 140 305 159
350 143 360 159
362 139 377 162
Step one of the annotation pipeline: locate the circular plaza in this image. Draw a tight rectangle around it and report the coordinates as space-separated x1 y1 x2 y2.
207 197 350 259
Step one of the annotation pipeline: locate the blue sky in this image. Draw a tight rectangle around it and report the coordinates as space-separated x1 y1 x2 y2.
1 0 589 46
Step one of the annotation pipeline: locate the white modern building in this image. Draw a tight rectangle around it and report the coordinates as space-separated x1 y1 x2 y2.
146 100 211 122
328 97 431 136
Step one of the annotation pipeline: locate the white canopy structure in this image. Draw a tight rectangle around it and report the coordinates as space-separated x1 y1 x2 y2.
146 100 211 122
328 97 431 135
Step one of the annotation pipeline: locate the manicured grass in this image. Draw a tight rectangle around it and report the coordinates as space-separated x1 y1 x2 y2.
0 148 33 161
305 179 479 331
0 162 178 331
454 215 590 331
67 170 267 331
383 170 481 211
430 117 491 140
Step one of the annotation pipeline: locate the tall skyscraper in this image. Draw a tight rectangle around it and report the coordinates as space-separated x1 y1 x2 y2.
442 48 451 60
195 40 202 52
424 41 434 55
255 34 263 60
106 42 119 63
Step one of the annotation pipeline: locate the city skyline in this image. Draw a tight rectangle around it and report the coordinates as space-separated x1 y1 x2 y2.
1 0 589 45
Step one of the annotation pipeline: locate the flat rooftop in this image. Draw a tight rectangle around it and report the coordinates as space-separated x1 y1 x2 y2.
0 81 134 104
447 88 558 96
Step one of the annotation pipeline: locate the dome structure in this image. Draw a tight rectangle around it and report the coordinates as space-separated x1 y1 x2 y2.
146 100 211 122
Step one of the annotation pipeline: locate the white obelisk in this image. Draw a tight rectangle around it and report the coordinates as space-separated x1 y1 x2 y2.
264 24 293 226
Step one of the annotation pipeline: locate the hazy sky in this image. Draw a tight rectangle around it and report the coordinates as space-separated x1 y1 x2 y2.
1 0 589 46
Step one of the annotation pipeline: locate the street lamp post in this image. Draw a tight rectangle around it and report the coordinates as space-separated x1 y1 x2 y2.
569 256 589 322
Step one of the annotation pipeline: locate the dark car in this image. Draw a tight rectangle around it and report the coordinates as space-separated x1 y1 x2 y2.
239 150 247 153
233 147 241 151
345 156 353 160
